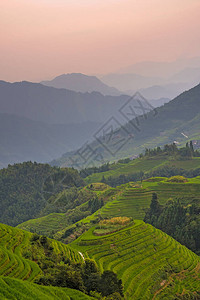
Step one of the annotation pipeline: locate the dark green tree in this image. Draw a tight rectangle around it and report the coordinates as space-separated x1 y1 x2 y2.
99 270 124 297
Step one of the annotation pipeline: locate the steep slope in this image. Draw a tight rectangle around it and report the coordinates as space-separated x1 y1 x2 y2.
54 83 200 168
0 277 93 300
0 223 82 281
41 73 122 96
0 223 92 299
71 220 200 299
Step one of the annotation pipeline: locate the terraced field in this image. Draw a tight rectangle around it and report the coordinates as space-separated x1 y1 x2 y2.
85 157 168 184
85 157 200 184
0 222 82 280
101 177 200 220
0 276 93 300
17 213 70 237
17 177 200 241
0 223 93 299
101 186 152 220
71 220 200 299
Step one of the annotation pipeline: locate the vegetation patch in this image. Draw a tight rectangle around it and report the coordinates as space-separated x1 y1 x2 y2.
93 217 132 236
167 175 188 183
144 192 200 255
0 162 84 226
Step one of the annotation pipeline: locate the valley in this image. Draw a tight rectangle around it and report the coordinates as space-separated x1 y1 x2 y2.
1 4 200 297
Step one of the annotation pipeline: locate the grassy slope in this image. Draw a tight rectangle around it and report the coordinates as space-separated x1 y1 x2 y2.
0 223 82 281
0 277 93 300
17 183 112 239
85 156 200 184
100 177 200 220
70 220 200 299
17 177 200 240
17 213 69 237
0 223 93 299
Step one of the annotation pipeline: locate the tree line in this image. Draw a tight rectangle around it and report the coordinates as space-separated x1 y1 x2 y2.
144 192 200 255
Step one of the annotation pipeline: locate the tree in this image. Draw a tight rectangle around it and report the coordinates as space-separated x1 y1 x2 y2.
144 193 162 223
150 193 160 213
101 175 106 183
99 270 124 297
139 171 144 184
190 141 194 155
83 259 100 293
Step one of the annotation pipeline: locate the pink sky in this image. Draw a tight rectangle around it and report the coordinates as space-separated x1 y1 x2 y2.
1 0 200 82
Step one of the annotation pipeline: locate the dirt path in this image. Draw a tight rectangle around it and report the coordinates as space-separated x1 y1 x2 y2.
79 251 85 261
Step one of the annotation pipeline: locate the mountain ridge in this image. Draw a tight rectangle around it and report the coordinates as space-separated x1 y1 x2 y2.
41 73 122 96
52 83 200 168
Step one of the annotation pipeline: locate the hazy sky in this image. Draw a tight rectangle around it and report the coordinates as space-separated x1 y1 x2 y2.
1 0 200 81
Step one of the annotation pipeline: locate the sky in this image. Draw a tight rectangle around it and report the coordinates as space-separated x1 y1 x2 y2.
1 0 200 82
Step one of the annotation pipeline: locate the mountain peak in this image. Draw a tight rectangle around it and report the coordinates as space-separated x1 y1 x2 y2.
41 73 122 96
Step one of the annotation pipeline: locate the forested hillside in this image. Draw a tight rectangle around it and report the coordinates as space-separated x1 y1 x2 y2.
17 183 108 239
0 162 84 226
144 189 200 255
54 84 200 168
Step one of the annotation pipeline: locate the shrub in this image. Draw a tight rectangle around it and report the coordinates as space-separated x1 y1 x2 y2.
167 176 188 183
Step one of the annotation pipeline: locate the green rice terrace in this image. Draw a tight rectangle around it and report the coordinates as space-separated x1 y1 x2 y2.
4 174 200 299
17 176 200 243
71 220 200 299
0 277 93 300
0 223 82 281
0 223 93 299
100 176 200 220
84 156 200 184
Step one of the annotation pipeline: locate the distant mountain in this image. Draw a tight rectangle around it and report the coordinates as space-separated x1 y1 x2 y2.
0 80 169 167
101 73 164 91
101 72 200 101
101 58 200 100
117 57 200 77
138 82 192 100
170 67 200 85
41 73 122 96
145 97 170 106
52 83 200 168
0 113 101 167
0 80 128 124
